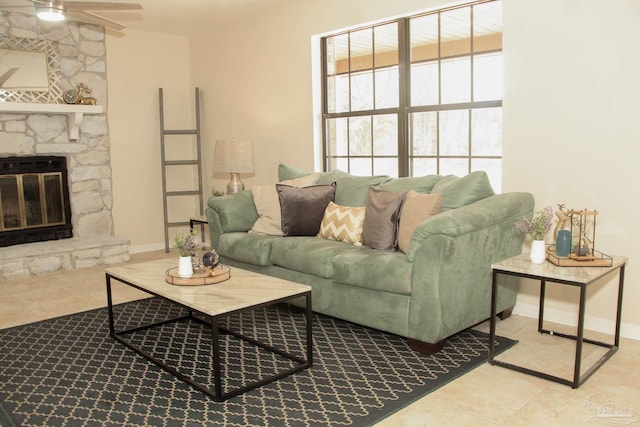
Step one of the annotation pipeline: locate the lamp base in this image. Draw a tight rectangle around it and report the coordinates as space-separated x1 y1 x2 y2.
226 173 245 194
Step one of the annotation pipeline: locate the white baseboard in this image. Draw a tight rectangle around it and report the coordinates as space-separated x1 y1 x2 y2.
514 302 640 341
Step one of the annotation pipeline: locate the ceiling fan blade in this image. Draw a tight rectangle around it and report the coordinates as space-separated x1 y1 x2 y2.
64 2 142 11
66 9 126 30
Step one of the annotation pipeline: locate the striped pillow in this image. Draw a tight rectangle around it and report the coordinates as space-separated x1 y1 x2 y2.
317 202 366 245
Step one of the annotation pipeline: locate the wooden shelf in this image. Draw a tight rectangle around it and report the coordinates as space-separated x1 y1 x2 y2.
0 102 103 140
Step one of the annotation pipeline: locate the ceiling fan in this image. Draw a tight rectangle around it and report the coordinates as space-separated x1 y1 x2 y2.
19 0 142 30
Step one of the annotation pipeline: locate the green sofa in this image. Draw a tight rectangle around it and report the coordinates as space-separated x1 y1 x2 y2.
205 165 534 354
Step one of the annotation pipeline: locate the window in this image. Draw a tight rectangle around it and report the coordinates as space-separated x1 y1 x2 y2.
321 0 503 190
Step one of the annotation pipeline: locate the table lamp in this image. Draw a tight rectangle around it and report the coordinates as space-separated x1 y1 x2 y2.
213 139 255 194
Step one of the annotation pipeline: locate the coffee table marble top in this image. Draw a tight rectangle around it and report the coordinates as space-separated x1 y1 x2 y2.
492 254 628 284
105 258 311 317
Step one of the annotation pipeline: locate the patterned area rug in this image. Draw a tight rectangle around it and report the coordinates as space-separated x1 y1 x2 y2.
0 298 515 427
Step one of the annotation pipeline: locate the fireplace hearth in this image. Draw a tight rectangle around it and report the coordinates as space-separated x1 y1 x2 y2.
0 156 73 247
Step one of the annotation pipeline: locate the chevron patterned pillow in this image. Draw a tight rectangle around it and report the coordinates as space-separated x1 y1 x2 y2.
317 202 366 245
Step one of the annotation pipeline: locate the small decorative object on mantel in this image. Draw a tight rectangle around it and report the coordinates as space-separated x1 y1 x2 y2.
515 205 553 264
173 229 205 279
546 207 613 267
63 83 97 105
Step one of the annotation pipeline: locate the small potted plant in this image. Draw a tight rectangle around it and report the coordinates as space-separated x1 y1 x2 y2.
174 229 204 278
515 205 553 264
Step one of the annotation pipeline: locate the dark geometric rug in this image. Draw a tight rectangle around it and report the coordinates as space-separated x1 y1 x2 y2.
0 298 515 427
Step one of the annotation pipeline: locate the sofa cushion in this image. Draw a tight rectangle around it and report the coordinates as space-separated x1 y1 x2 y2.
271 237 353 279
332 248 413 295
377 175 444 194
317 202 366 245
217 232 279 266
431 171 495 211
277 182 336 236
398 191 442 254
250 174 319 236
317 169 392 207
362 188 406 251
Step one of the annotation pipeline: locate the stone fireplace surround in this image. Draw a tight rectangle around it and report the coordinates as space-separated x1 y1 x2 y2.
0 12 129 279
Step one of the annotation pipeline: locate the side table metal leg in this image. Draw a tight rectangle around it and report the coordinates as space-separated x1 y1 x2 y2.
489 269 499 362
538 280 546 333
614 264 625 348
573 283 587 388
106 274 115 337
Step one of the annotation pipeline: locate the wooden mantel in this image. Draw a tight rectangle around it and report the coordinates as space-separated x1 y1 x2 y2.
0 102 103 140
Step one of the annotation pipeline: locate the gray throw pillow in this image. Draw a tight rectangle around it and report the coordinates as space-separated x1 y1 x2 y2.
362 188 406 251
277 182 337 236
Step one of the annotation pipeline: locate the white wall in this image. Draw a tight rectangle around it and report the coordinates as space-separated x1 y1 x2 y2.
503 1 640 338
106 29 194 253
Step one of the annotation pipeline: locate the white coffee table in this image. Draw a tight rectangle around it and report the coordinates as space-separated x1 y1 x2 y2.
105 258 313 401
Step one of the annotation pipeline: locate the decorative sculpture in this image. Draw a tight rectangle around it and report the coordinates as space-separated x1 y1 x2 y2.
62 83 97 105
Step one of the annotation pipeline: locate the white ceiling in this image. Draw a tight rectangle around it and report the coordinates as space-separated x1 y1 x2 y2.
0 0 287 37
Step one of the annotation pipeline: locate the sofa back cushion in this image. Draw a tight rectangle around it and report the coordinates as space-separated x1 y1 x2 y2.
431 171 495 210
377 175 444 194
277 182 337 236
317 169 392 207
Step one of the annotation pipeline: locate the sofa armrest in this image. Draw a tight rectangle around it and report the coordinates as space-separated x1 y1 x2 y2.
205 191 258 249
407 192 534 262
405 192 534 343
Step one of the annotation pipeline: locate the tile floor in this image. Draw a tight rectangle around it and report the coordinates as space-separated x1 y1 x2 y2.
1 250 638 426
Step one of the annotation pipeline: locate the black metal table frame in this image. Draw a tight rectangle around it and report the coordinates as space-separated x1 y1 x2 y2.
106 273 313 401
488 264 625 388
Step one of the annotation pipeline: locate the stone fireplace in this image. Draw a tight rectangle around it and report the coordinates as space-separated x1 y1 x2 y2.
0 12 129 279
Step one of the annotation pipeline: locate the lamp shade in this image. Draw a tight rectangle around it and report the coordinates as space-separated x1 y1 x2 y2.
213 140 255 174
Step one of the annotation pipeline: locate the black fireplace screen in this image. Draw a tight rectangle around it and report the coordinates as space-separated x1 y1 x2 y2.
0 156 73 247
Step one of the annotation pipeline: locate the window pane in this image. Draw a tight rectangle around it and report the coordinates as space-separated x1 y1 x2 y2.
410 14 438 62
409 112 437 156
411 61 438 106
326 118 348 156
373 114 397 156
441 57 470 104
350 158 372 176
373 158 398 177
349 116 371 156
439 110 469 156
374 23 398 68
351 71 374 111
471 108 502 156
441 7 470 58
474 1 502 53
472 158 502 192
350 28 372 71
411 157 437 176
440 158 468 176
473 53 502 101
375 67 399 109
44 174 64 224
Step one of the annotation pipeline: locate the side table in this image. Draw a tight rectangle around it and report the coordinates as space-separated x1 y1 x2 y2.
488 254 627 388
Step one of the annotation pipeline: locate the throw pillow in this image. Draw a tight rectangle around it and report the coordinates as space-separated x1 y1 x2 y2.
250 174 319 235
277 182 337 236
397 191 443 254
317 202 366 246
362 188 406 251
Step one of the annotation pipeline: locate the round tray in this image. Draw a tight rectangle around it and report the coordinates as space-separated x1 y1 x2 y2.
165 265 231 286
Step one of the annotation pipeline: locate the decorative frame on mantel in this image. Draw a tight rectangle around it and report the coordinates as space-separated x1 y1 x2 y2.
0 36 63 104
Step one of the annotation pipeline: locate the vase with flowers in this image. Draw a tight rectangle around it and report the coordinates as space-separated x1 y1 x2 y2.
174 229 205 278
515 205 553 264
